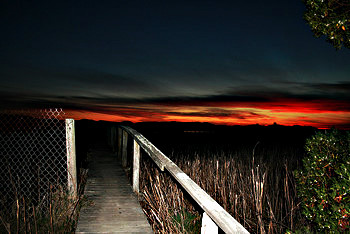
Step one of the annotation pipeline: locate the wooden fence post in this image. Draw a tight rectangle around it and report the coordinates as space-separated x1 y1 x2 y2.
120 125 249 233
133 139 140 195
65 119 77 197
201 212 218 234
118 127 122 158
122 130 128 167
110 126 117 153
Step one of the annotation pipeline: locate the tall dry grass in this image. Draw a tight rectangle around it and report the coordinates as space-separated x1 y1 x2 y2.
0 169 89 233
140 157 201 233
138 142 306 233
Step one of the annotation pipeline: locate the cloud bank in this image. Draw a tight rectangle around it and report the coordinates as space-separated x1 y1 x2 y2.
1 81 349 129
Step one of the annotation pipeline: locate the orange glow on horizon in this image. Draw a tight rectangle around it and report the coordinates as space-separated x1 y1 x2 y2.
64 101 350 129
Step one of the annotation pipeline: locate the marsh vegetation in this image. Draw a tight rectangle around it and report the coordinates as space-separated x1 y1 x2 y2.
131 123 316 233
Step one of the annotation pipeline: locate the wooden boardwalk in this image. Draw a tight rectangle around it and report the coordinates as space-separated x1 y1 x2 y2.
76 148 153 233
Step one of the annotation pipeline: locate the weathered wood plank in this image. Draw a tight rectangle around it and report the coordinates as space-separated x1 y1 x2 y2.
65 119 77 197
201 212 218 234
164 158 248 234
76 149 153 233
119 125 249 234
120 126 166 171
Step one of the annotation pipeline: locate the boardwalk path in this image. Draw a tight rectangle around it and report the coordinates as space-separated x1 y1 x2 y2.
76 148 153 233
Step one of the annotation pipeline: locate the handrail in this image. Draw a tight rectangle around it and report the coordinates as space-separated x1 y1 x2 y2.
120 126 167 171
118 125 249 234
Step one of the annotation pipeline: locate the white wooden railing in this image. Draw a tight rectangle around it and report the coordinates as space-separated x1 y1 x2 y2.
118 126 249 234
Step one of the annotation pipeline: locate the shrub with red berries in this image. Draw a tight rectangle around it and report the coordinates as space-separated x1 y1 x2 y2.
295 129 350 232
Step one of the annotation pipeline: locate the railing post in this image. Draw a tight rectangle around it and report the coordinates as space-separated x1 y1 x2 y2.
110 126 117 153
118 127 122 158
119 126 249 233
133 139 140 195
201 212 218 234
122 130 128 167
65 119 77 197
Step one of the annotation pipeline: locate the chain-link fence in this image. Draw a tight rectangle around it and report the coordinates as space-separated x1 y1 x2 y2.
0 109 67 210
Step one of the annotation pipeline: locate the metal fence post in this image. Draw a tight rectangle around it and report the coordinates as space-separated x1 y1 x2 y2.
66 119 77 197
133 139 140 195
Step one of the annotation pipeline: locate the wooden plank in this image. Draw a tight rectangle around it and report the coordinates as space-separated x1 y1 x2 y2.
120 126 166 171
120 125 249 234
76 149 153 233
164 159 248 234
201 212 218 234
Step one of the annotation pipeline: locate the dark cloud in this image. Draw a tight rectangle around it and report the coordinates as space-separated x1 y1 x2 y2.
166 109 263 119
1 81 349 129
137 82 350 112
0 62 161 96
1 81 349 111
303 81 350 94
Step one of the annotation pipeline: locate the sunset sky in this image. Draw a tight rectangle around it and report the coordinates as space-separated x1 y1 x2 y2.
1 1 349 129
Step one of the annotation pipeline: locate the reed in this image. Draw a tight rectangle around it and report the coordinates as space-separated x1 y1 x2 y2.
139 142 306 233
0 169 89 233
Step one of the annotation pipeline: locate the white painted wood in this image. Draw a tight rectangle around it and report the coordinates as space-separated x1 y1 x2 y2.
65 119 77 197
120 126 165 171
133 140 140 195
165 158 248 233
120 125 249 234
122 130 128 167
201 212 218 234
